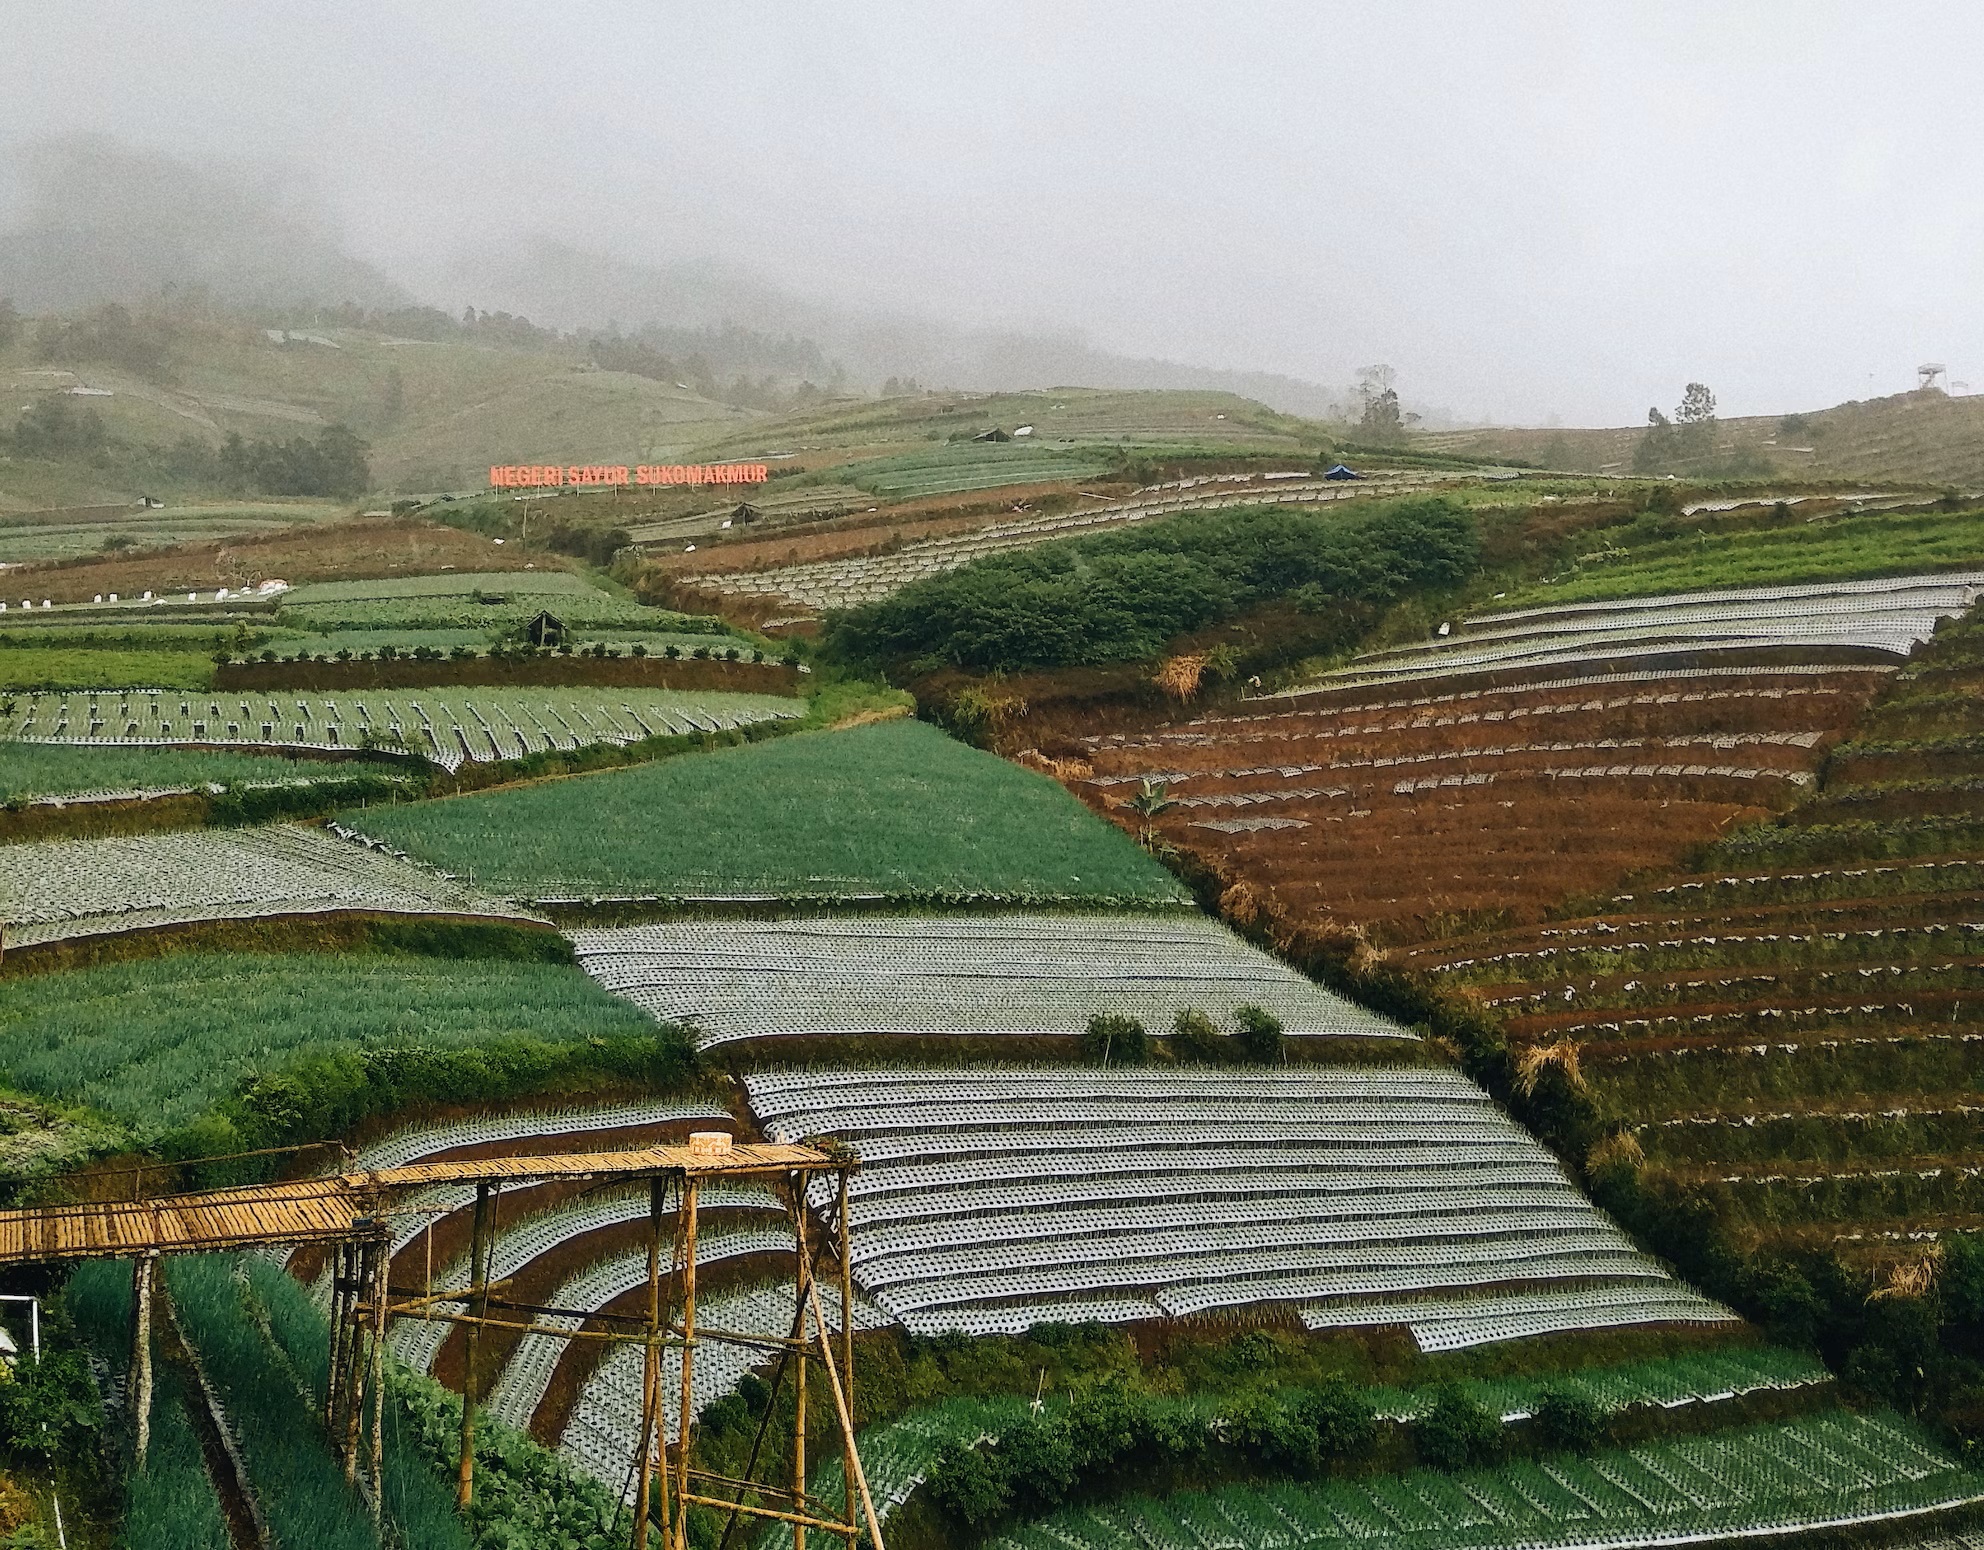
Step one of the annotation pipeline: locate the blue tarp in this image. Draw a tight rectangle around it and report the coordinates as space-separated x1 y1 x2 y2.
1322 464 1361 480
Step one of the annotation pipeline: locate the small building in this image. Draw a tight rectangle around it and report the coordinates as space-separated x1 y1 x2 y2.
525 610 565 648
1322 463 1361 481
731 502 762 525
971 427 1012 443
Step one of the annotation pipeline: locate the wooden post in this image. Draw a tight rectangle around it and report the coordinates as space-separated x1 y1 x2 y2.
673 1178 699 1550
837 1169 857 1550
458 1181 495 1510
806 1280 886 1550
343 1248 369 1483
131 1253 155 1471
325 1243 350 1432
632 1176 666 1550
793 1185 810 1550
367 1235 388 1519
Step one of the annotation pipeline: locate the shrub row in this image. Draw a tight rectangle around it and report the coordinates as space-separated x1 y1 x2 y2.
921 1379 1607 1544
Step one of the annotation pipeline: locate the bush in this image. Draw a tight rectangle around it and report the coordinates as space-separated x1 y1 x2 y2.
1081 1013 1150 1066
823 495 1480 672
1415 1385 1502 1470
0 1351 99 1465
1234 1004 1284 1063
1170 1007 1231 1063
1299 1379 1378 1464
998 1414 1080 1513
927 1438 1013 1523
1532 1388 1603 1454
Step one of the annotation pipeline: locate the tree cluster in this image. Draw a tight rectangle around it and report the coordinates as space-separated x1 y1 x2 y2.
824 496 1480 673
1633 382 1719 472
926 1379 1378 1532
1079 1006 1284 1064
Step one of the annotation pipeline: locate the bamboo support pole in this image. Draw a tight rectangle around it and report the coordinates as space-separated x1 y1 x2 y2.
672 1178 699 1550
837 1169 856 1550
130 1253 155 1471
367 1235 388 1519
679 1494 854 1534
325 1243 351 1432
343 1253 369 1484
632 1176 665 1550
457 1180 495 1510
806 1278 885 1550
793 1183 810 1550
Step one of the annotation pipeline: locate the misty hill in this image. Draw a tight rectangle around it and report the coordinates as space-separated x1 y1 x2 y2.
1419 389 1984 488
0 137 408 315
453 236 1357 418
0 139 1361 420
0 305 758 509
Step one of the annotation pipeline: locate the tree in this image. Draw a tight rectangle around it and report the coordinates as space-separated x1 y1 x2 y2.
1234 1004 1285 1064
1415 1385 1502 1470
1171 1007 1232 1063
926 1439 1013 1523
9 395 108 460
1082 1013 1150 1066
1676 381 1718 461
1532 1388 1604 1454
1359 387 1404 439
1631 406 1677 473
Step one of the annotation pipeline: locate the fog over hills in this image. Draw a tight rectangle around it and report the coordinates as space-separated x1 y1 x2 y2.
0 136 409 314
0 137 1366 420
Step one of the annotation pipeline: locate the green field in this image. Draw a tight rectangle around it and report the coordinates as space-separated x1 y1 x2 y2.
0 741 369 803
341 717 1189 904
835 442 1114 499
0 644 216 688
1499 506 1984 608
0 952 659 1135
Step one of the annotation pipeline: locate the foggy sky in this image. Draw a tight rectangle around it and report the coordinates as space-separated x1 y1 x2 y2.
7 2 1982 426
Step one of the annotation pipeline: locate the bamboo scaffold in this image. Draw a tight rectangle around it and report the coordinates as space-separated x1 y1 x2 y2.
0 1134 885 1550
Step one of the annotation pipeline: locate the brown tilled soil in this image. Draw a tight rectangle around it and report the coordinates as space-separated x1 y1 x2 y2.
12 516 560 601
1057 670 1880 946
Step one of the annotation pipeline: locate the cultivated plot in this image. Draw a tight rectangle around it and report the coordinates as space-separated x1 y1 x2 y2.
1302 571 1984 692
0 823 529 949
1078 664 1881 943
343 719 1189 906
570 912 1405 1049
0 685 802 769
745 1065 1730 1341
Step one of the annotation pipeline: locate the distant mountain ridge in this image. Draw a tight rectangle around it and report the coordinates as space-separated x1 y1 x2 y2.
0 138 1355 418
448 236 1357 417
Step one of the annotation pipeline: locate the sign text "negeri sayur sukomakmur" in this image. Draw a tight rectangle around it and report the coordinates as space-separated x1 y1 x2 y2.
489 463 770 489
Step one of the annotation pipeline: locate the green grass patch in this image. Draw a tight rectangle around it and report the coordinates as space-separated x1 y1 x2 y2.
0 645 214 689
340 718 1189 905
0 951 664 1140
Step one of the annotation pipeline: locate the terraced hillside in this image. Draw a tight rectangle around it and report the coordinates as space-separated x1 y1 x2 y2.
1069 571 1984 943
0 823 532 950
684 470 1464 618
1409 603 1984 1278
570 912 1402 1050
0 683 801 768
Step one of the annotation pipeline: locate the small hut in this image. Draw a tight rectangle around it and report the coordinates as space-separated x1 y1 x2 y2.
1322 464 1361 481
971 427 1012 443
525 610 565 648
